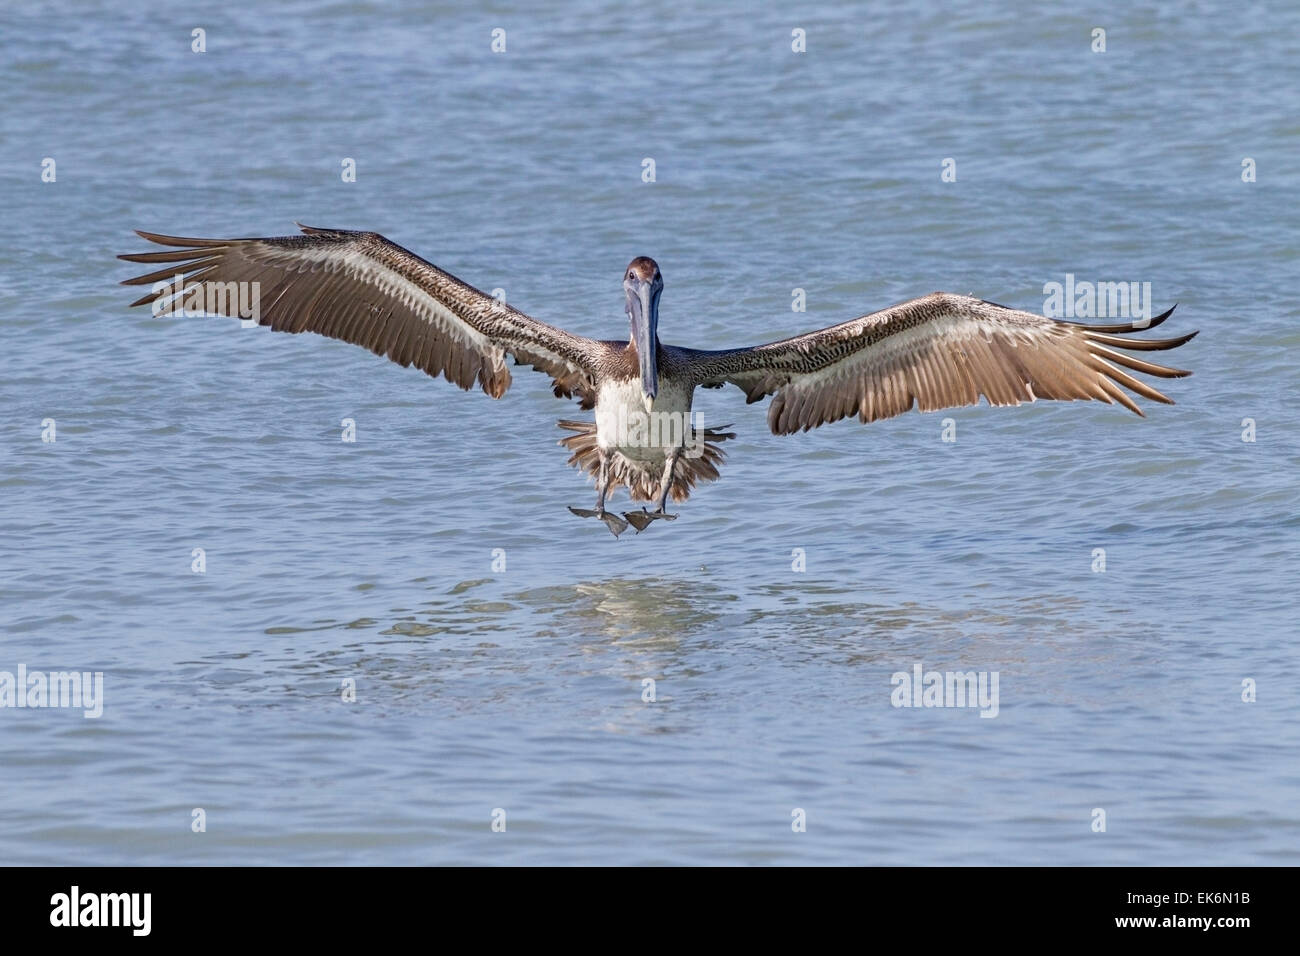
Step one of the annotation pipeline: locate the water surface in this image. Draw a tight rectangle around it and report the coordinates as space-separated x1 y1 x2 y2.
1 0 1297 864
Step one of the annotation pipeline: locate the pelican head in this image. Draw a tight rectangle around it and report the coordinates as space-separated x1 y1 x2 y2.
623 256 662 400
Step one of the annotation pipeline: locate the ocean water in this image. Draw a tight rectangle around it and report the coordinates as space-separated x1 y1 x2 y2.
1 0 1297 865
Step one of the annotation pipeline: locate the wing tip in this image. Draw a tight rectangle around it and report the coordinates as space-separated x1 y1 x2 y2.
124 228 232 249
1058 303 1181 334
296 222 358 237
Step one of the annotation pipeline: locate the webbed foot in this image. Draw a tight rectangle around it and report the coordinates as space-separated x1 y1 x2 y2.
622 508 678 533
569 506 629 537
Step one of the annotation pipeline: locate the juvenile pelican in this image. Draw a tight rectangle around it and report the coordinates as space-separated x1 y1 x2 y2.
119 226 1197 536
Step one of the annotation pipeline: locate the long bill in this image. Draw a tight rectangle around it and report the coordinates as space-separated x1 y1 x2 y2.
627 278 659 401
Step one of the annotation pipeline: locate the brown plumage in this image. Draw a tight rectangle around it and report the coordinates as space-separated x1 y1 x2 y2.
119 225 1197 531
557 420 735 503
679 293 1195 435
625 257 660 282
119 225 601 402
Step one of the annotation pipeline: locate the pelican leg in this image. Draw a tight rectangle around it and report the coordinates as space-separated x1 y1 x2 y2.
624 448 682 532
568 451 628 537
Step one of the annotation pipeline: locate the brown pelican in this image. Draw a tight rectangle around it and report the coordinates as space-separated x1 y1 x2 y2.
119 225 1196 536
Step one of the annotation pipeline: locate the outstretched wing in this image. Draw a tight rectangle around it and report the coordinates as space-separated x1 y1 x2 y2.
119 225 603 401
682 293 1196 435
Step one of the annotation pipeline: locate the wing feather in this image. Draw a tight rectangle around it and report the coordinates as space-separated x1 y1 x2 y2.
683 293 1195 434
119 225 603 401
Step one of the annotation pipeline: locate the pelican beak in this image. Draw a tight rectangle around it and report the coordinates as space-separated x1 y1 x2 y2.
626 275 660 401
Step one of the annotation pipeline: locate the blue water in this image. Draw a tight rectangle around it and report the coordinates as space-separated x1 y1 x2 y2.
1 0 1297 864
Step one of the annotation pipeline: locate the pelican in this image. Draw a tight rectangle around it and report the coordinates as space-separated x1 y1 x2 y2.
119 225 1196 536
